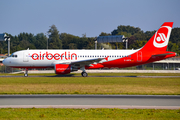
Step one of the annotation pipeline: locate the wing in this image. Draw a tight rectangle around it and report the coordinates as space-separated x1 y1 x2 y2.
53 56 109 69
70 58 104 68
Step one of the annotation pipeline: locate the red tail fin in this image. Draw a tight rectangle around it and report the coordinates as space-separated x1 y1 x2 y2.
142 22 173 53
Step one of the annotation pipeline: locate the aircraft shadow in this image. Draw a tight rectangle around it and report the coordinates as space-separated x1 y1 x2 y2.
44 75 138 77
90 76 138 77
46 74 76 77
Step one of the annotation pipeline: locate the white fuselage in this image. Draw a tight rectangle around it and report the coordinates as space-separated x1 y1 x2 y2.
3 49 138 68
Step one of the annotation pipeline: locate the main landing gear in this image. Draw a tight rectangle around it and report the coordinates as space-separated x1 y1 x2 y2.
81 71 88 77
24 68 28 77
81 67 88 77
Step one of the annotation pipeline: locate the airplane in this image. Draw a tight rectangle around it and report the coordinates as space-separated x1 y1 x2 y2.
3 22 176 77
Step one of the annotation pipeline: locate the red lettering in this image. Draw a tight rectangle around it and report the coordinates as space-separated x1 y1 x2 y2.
71 53 77 60
42 53 45 60
54 53 60 60
40 52 41 60
32 51 77 61
68 51 70 60
46 52 53 60
61 53 64 60
32 53 39 60
65 52 68 60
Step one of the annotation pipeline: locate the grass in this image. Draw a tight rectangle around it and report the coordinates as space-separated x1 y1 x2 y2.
0 76 179 95
0 73 179 119
0 108 180 120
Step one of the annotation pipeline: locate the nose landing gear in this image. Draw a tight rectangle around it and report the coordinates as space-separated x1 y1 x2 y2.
24 68 28 77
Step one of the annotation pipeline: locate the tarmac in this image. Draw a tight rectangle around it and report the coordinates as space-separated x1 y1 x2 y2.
0 95 180 109
11 69 180 74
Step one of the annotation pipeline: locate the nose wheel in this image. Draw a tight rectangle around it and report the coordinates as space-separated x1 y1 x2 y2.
81 72 88 77
24 73 28 77
24 68 28 77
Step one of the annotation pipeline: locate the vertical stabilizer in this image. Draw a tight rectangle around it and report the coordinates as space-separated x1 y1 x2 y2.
142 22 173 53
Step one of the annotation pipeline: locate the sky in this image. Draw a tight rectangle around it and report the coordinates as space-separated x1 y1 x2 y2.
0 0 180 37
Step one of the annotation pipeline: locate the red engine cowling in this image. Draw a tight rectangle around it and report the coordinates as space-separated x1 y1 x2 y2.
55 64 71 74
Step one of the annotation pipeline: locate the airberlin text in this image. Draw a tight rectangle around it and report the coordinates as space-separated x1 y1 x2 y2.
32 51 77 60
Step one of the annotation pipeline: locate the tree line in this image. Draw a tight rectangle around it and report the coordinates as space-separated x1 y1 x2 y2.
0 24 180 55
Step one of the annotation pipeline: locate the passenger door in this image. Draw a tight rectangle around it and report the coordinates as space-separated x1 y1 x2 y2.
23 52 29 62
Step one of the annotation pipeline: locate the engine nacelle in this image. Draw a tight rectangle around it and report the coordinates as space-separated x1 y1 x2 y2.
55 64 72 74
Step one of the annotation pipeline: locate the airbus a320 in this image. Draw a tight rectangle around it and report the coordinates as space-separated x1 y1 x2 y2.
3 22 176 77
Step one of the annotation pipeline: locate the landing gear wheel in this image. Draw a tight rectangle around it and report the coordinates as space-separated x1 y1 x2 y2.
81 72 88 77
24 68 28 77
24 73 28 77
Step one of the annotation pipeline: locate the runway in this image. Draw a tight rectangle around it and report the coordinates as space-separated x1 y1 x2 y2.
1 75 180 78
0 95 180 109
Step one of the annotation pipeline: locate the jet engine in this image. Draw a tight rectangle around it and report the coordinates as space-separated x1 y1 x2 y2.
54 64 77 74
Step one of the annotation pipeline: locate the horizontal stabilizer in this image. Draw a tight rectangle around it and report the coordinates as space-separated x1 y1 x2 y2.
152 53 174 57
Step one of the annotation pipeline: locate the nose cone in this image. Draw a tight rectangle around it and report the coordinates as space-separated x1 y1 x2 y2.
2 59 5 65
2 59 8 66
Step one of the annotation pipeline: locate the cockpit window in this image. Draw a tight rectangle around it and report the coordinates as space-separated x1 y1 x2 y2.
9 54 13 57
14 55 17 58
9 54 17 58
